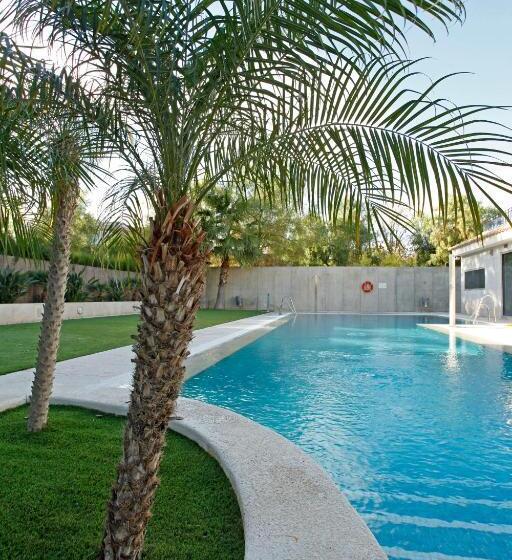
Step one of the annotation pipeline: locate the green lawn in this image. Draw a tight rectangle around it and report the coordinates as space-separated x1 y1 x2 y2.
0 309 263 375
0 405 244 560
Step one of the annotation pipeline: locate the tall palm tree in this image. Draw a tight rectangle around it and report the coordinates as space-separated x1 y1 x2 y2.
199 188 264 308
0 37 109 431
27 126 98 432
6 2 512 558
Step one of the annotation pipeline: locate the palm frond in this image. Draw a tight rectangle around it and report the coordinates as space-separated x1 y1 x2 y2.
0 34 115 257
2 1 465 191
5 0 506 243
206 58 512 235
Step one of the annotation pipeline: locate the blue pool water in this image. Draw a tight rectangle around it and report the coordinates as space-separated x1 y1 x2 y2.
183 315 512 560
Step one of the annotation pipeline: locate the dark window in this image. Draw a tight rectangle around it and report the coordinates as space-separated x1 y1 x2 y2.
465 268 485 290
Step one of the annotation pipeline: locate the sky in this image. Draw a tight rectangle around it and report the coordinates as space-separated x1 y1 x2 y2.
399 0 512 210
404 1 512 109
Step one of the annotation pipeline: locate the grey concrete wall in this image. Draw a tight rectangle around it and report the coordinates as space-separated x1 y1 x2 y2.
0 301 140 325
203 266 461 313
0 255 137 284
3 256 460 315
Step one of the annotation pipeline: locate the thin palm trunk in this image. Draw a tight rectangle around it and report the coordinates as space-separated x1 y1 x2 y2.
214 256 229 309
27 182 78 432
99 199 207 560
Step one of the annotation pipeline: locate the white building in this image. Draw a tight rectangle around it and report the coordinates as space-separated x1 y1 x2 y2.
449 222 512 325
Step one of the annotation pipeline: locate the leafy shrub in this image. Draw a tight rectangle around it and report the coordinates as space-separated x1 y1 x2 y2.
92 277 141 301
70 250 139 272
86 279 107 301
122 277 142 301
104 279 125 301
0 235 51 261
27 270 49 286
2 237 139 272
65 271 93 302
27 270 49 303
0 268 29 303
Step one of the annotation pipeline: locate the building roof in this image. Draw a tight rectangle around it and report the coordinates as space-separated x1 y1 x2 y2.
450 223 511 252
450 224 512 256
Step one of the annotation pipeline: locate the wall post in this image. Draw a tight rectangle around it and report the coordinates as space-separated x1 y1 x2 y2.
449 253 457 326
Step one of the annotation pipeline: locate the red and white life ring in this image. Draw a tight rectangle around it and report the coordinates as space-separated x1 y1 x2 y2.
361 281 374 293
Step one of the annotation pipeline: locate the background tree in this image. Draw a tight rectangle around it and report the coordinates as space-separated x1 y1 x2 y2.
300 216 372 266
70 204 99 255
254 203 310 265
410 216 437 266
27 128 82 432
259 208 389 266
411 201 502 266
7 2 512 558
199 189 264 308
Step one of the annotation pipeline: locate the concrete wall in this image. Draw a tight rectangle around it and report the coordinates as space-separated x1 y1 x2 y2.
203 266 460 313
1 257 460 317
0 255 137 284
0 301 140 325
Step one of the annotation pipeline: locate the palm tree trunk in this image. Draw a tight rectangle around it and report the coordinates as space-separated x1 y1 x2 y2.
27 183 78 433
99 198 207 560
214 256 229 309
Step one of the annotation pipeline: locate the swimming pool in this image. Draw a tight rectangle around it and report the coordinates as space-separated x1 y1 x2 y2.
183 315 512 560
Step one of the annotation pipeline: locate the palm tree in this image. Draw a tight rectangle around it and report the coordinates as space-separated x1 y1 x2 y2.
199 189 264 308
27 126 92 432
0 37 109 431
6 2 512 557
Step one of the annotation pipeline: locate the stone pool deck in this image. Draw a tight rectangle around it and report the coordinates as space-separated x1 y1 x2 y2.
0 312 288 411
0 312 386 560
421 317 512 353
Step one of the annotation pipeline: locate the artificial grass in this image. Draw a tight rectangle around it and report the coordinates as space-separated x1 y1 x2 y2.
0 405 244 560
0 309 263 375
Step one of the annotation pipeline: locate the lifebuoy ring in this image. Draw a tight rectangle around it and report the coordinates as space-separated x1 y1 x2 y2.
361 281 374 293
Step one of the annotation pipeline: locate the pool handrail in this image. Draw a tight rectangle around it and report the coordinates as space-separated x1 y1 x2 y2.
279 296 297 315
471 294 497 324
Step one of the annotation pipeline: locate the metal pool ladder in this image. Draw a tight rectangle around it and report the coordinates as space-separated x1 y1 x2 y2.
279 296 297 315
471 294 497 324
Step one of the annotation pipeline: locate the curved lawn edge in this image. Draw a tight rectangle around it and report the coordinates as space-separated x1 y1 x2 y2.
45 396 386 560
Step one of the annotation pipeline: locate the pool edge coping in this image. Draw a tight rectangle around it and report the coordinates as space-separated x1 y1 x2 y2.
419 320 512 354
